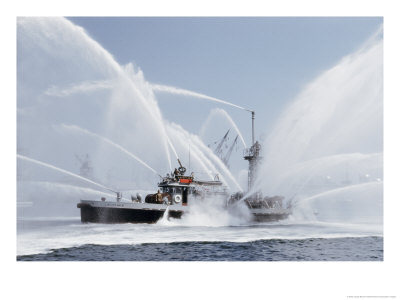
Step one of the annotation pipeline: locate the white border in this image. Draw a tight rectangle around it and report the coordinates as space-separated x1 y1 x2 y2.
3 1 399 299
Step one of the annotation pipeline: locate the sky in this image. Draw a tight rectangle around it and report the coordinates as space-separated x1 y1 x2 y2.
68 17 383 143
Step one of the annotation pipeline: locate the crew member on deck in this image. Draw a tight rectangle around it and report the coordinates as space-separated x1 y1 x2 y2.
156 189 162 203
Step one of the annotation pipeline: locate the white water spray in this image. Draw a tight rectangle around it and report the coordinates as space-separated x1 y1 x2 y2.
151 83 251 112
158 195 252 227
190 134 243 192
165 135 179 161
166 122 243 191
156 206 170 225
17 17 244 220
166 123 216 180
253 26 383 225
17 154 117 194
59 124 161 177
44 80 114 97
292 181 383 223
21 181 117 200
200 108 247 148
18 17 174 174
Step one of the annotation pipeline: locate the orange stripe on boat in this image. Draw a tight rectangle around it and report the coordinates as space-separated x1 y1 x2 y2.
180 178 192 184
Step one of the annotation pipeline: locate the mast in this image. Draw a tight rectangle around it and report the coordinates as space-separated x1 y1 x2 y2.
244 110 261 191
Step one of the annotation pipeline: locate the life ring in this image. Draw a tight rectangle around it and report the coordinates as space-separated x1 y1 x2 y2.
174 194 182 203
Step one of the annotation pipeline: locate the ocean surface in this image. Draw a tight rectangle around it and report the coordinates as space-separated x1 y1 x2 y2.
17 217 383 261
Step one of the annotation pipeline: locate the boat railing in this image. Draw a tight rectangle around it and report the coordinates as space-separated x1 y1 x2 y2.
243 142 261 158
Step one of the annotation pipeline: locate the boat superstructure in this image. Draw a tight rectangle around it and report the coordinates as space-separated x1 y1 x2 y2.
228 134 291 222
77 110 292 223
77 161 228 223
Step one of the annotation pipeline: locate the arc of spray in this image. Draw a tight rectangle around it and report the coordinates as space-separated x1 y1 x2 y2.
60 124 163 178
151 83 255 147
165 135 179 161
202 108 247 148
220 110 247 148
62 17 173 171
151 84 253 113
17 154 119 195
27 181 118 199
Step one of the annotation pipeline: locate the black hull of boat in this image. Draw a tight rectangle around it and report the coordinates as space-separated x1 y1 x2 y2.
78 203 183 224
252 213 290 222
78 205 290 224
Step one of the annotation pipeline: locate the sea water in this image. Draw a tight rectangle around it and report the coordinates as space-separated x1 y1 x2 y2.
17 216 382 261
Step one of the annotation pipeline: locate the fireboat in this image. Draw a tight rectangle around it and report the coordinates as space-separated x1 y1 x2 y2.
77 111 292 223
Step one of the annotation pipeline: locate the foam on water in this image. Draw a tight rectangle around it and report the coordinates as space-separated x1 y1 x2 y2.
17 218 382 256
157 195 252 227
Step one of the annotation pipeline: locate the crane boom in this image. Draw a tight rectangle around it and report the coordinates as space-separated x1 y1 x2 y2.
214 129 230 156
222 135 238 168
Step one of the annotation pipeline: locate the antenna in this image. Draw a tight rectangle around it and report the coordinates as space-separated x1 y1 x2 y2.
251 111 255 146
243 108 255 146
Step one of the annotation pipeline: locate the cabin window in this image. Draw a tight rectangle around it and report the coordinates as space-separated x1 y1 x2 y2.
182 187 188 205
